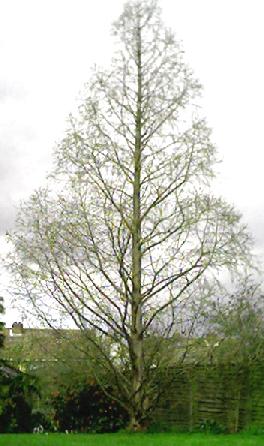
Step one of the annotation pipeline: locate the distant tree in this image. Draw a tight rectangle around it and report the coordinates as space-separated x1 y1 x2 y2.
7 0 251 430
204 281 264 365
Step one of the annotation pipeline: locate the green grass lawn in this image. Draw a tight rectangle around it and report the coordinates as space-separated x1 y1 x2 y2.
0 433 263 446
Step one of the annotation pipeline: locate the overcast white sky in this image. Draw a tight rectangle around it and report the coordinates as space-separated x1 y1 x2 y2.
1 0 264 324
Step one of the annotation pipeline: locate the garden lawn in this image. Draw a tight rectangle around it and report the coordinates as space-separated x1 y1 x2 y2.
0 433 264 446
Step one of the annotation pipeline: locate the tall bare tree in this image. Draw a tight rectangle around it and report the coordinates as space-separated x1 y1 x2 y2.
7 0 251 430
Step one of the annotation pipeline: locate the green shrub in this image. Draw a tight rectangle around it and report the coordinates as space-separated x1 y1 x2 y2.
0 365 38 432
31 409 55 432
198 419 226 434
51 381 128 433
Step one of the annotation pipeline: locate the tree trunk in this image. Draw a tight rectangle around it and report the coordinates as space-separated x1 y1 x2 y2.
129 17 145 432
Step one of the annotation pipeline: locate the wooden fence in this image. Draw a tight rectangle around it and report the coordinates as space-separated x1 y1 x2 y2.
154 363 264 432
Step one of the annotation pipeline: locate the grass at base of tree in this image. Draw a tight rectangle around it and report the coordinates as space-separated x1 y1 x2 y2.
0 433 264 446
